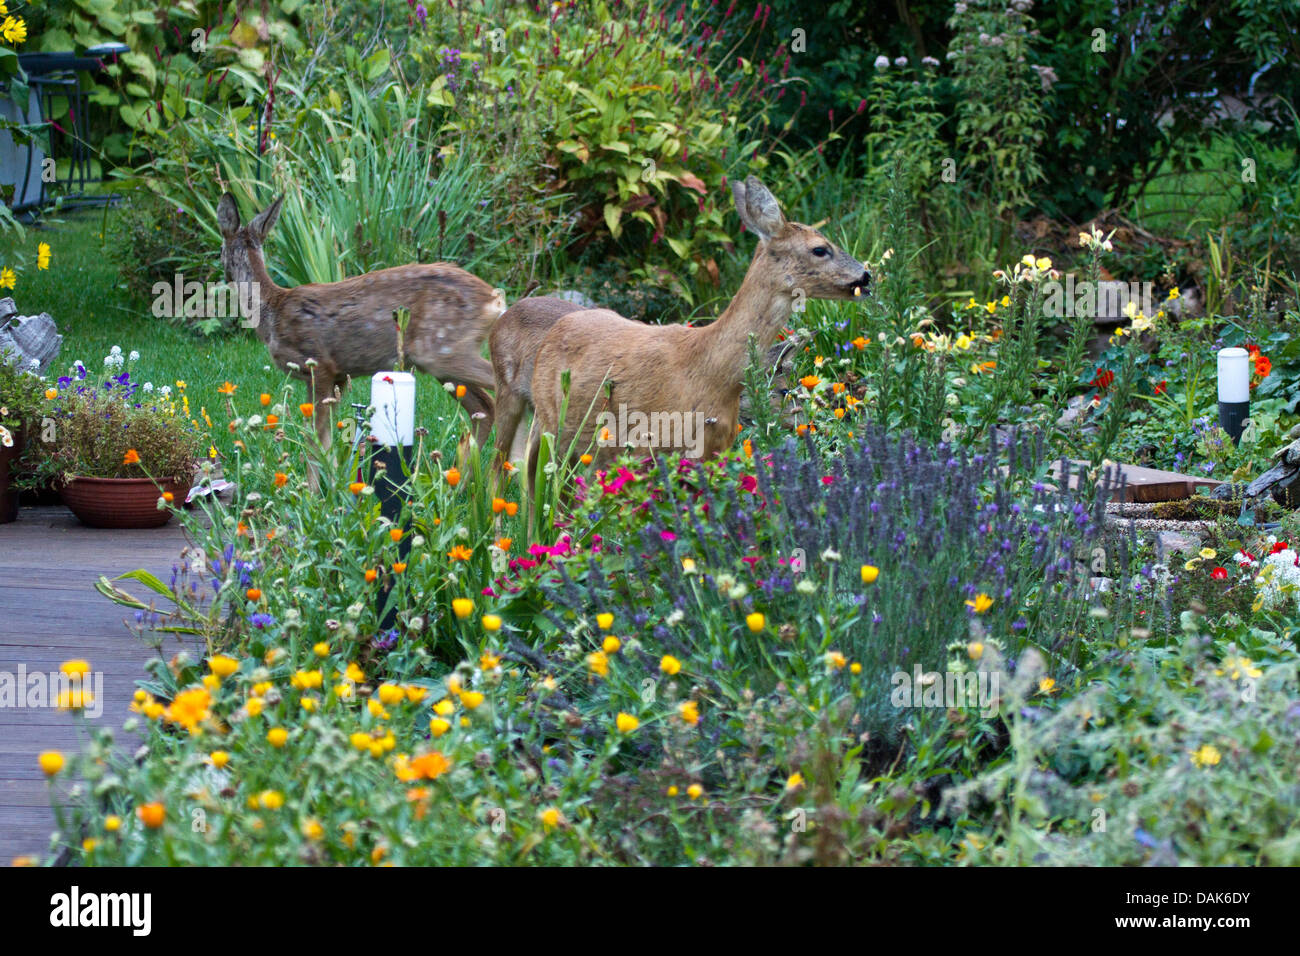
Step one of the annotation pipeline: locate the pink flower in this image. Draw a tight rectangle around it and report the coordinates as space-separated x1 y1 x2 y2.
821 475 835 485
660 530 677 542
741 475 758 493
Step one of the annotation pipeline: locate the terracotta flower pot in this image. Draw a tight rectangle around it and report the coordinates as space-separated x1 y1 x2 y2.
60 475 189 529
0 432 20 524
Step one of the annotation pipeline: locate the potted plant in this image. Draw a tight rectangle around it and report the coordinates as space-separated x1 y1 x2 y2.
0 346 47 522
24 350 206 528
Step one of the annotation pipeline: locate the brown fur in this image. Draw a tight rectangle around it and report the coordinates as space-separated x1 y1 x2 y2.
528 175 869 477
217 194 501 449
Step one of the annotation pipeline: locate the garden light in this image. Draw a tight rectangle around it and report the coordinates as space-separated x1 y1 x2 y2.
1217 347 1250 444
370 371 415 629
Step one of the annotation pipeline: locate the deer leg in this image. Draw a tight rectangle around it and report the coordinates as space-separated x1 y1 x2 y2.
493 387 527 469
459 383 495 448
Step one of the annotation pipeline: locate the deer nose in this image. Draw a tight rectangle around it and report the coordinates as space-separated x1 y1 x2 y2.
851 269 872 297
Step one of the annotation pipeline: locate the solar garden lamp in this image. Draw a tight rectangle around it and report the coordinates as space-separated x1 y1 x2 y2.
369 372 415 629
1217 347 1250 445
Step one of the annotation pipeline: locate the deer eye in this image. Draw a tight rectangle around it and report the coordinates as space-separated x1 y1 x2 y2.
811 246 831 258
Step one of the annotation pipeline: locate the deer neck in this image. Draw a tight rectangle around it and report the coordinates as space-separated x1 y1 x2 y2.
243 243 284 342
696 253 792 395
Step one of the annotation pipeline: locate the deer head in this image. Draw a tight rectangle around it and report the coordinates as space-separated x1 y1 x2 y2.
731 175 870 302
217 193 284 290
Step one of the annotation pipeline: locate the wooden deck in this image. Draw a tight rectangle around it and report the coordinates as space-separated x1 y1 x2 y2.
0 506 201 863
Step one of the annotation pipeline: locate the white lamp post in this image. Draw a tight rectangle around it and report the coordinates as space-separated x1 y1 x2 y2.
370 372 416 630
1217 347 1250 444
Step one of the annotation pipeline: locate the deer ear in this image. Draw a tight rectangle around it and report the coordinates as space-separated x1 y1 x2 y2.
733 175 786 242
217 193 241 237
249 195 284 243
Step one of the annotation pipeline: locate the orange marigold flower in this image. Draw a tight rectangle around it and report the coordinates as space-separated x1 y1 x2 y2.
265 414 280 427
444 468 461 487
299 403 314 418
260 393 271 406
447 545 473 561
494 537 512 551
274 472 288 487
137 802 166 829
246 588 262 602
392 562 407 574
348 481 365 494
504 502 518 517
365 568 378 583
455 384 467 398
492 497 506 513
123 448 141 465
389 528 403 543
217 381 237 395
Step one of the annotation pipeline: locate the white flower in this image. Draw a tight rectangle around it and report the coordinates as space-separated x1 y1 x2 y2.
874 55 890 69
0 425 12 448
129 350 140 362
159 386 171 397
110 345 122 356
142 382 154 393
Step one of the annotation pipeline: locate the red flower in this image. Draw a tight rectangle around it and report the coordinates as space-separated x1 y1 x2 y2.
1254 355 1271 377
1090 368 1115 390
1153 380 1167 395
1211 566 1228 580
1269 541 1289 555
740 475 758 492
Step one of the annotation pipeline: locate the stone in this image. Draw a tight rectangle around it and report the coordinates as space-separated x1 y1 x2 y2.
1156 529 1201 558
553 289 596 310
0 309 61 375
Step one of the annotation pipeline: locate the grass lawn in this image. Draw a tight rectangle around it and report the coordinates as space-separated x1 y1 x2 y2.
8 208 482 460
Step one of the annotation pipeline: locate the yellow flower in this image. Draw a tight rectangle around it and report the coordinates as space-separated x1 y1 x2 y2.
349 731 372 751
377 683 405 706
433 698 456 716
313 642 330 657
2 16 27 44
480 650 501 671
965 593 993 614
746 612 765 632
36 242 50 270
587 651 609 677
452 598 473 619
259 790 285 810
660 655 682 676
38 751 64 776
460 691 484 709
596 612 614 630
60 659 91 680
1035 256 1052 271
615 712 639 733
667 786 679 797
301 819 324 840
785 772 805 791
209 751 230 768
602 635 621 654
540 807 562 828
860 564 879 584
267 727 288 748
681 557 696 573
104 815 122 832
686 783 704 800
208 655 239 678
482 614 502 632
429 717 451 737
1198 547 1217 560
678 700 700 725
1037 677 1056 695
44 387 56 400
967 642 984 660
0 267 14 289
245 696 264 717
1190 744 1221 768
826 650 848 670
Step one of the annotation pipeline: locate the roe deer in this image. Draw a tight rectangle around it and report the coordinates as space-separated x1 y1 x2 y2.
528 175 869 477
491 295 808 470
217 193 503 450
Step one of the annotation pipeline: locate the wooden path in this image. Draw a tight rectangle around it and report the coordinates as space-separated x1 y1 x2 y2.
0 506 201 863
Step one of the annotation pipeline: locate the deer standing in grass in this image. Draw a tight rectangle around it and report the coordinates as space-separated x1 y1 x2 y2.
217 193 503 450
527 175 870 478
491 295 809 470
